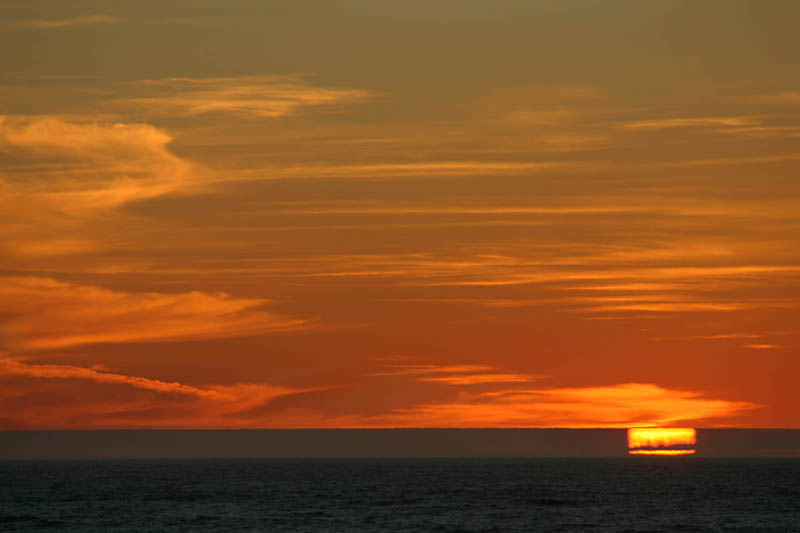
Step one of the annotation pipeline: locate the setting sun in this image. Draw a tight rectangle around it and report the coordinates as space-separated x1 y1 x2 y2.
628 428 697 456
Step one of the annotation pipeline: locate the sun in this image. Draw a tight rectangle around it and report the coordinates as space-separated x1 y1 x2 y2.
628 428 697 456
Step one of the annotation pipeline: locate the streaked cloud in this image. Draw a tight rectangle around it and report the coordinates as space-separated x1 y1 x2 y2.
3 14 123 30
366 383 758 428
579 303 748 313
370 363 544 385
0 360 756 429
121 76 373 118
420 374 533 385
0 358 317 429
3 238 98 257
0 357 229 400
226 159 600 181
0 115 196 211
622 116 759 130
692 333 763 340
746 344 780 350
0 276 307 350
1 14 224 30
748 91 800 104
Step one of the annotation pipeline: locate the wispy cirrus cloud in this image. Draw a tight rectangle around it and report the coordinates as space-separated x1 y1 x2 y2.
225 159 598 181
1 14 224 30
370 363 545 386
0 358 317 429
2 14 124 30
746 344 781 350
0 276 307 351
0 115 204 261
121 76 373 118
622 116 760 130
0 115 197 211
0 357 229 400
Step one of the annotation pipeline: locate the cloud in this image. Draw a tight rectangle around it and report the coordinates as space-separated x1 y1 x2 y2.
748 91 800 104
0 358 316 429
229 159 598 181
0 116 196 211
0 276 307 350
0 358 756 429
3 14 124 30
2 238 97 257
0 358 228 400
419 374 533 385
366 383 758 428
0 116 203 260
422 262 800 289
623 117 759 130
746 344 780 350
692 333 762 340
122 76 373 118
270 206 644 216
1 15 223 30
579 302 748 313
370 363 545 385
483 84 608 124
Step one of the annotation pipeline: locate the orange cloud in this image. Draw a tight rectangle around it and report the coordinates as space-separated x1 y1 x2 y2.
0 116 195 210
0 358 758 430
623 116 759 130
0 358 228 400
0 358 316 429
3 238 98 257
2 15 123 30
1 15 224 31
230 160 595 181
370 363 544 385
0 116 204 264
123 76 372 118
420 374 533 385
361 383 757 428
0 276 307 350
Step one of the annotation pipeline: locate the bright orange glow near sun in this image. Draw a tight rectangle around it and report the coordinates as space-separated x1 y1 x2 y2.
628 428 697 455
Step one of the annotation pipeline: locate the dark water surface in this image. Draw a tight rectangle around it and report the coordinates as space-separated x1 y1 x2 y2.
1 458 799 531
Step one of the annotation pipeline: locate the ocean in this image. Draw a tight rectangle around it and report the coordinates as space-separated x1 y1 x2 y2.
1 458 799 531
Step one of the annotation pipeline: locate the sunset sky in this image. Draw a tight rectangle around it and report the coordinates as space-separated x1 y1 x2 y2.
1 0 799 430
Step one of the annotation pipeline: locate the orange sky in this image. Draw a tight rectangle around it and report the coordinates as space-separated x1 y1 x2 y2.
1 1 799 429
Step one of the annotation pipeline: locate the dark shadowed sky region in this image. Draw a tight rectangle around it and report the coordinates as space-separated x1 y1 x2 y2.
1 1 799 438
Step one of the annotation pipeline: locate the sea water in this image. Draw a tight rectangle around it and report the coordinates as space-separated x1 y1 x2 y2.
1 458 799 531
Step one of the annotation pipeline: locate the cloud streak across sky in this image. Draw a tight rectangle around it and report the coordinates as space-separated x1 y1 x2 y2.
122 76 373 118
0 358 755 430
0 276 306 350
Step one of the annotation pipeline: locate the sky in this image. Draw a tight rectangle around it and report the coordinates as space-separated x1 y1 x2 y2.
1 0 799 430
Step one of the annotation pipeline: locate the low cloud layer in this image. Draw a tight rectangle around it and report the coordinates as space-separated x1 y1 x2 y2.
0 358 312 429
0 358 756 430
365 383 758 429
